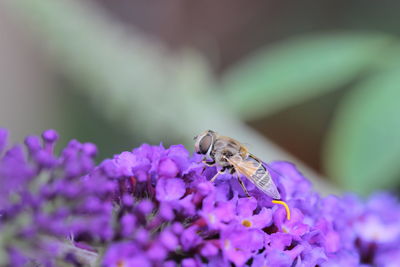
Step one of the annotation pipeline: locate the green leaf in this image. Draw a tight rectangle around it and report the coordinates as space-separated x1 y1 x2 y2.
221 33 394 119
324 66 400 195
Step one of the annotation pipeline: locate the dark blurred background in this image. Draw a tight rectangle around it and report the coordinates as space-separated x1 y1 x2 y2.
2 0 400 196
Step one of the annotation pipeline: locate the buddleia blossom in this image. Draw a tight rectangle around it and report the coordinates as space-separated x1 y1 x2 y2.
1 128 400 266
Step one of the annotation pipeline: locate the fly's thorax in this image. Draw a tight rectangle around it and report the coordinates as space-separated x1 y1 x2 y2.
216 144 241 166
214 151 233 167
213 139 241 155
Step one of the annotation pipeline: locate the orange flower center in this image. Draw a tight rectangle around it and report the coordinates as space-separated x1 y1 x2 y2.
242 219 252 227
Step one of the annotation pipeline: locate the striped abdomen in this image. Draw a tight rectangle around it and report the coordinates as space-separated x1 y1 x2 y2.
228 154 281 199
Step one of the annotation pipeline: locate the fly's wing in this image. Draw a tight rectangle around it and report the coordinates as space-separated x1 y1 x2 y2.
227 155 258 176
248 154 282 199
253 170 281 199
227 155 281 199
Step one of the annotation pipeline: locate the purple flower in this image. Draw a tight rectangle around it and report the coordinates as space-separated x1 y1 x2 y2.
112 151 138 177
120 213 136 237
268 232 292 251
159 228 179 251
267 161 312 200
299 244 328 266
102 242 151 267
235 197 273 229
181 257 199 267
156 177 186 201
200 242 219 257
252 249 293 267
220 224 264 266
2 128 400 266
180 225 202 251
307 218 340 254
199 194 235 230
274 207 309 239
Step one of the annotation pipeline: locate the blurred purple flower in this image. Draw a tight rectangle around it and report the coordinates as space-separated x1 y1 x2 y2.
0 128 8 153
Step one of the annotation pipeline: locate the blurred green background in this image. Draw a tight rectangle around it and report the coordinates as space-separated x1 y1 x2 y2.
1 0 400 196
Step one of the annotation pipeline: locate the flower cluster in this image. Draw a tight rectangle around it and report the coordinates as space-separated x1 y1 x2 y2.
1 128 400 267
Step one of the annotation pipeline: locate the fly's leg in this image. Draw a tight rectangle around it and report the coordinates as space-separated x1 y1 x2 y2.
229 168 250 197
201 159 216 175
202 159 216 166
210 166 227 182
237 175 251 198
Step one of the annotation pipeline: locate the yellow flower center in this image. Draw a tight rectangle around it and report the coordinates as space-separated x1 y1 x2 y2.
117 260 125 267
242 219 252 227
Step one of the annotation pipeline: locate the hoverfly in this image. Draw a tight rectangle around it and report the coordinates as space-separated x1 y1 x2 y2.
194 130 281 199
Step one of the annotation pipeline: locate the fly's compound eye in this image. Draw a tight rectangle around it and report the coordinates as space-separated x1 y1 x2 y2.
199 134 212 154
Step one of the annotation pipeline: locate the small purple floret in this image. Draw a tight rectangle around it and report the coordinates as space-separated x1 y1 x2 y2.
42 129 59 144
